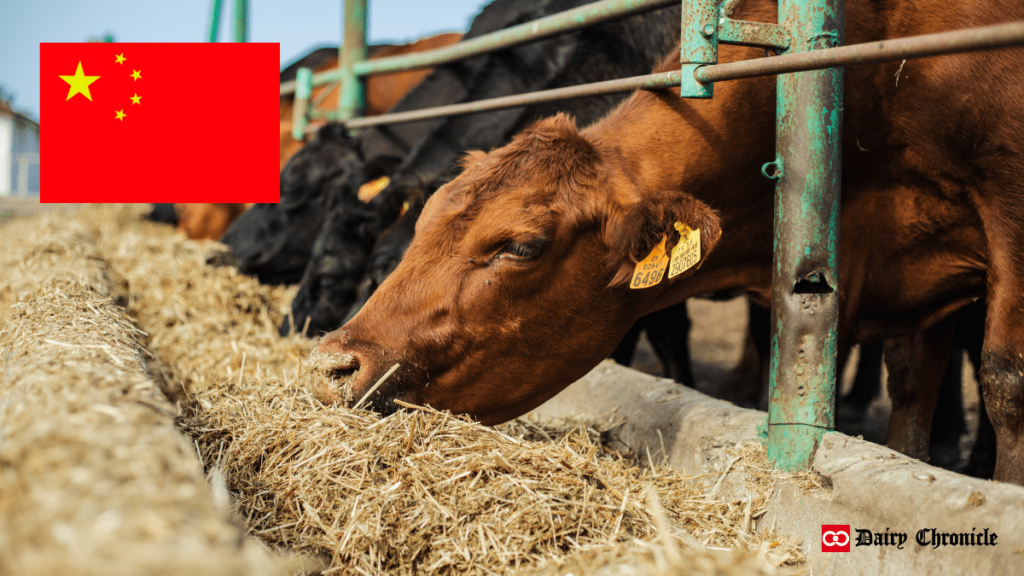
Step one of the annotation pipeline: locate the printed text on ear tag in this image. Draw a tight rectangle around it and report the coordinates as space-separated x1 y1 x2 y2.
630 235 669 289
669 222 701 278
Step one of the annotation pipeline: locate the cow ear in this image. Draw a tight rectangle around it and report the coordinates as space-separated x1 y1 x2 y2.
605 190 722 287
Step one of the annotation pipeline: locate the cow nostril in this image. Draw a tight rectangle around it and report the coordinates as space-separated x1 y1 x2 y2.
329 365 361 403
309 347 362 405
319 363 362 405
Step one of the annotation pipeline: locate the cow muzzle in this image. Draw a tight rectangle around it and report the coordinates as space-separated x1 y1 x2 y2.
311 330 419 415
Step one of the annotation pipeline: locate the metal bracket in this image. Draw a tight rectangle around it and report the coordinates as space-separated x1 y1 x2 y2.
681 3 792 99
719 18 792 51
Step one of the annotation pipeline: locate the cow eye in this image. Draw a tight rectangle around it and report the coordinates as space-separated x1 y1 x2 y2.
500 241 545 261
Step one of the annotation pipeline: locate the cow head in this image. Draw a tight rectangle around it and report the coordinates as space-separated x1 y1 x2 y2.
312 114 721 424
286 174 432 336
220 124 365 285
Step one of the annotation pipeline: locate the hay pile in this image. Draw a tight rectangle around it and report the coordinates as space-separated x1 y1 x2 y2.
0 214 286 576
67 205 811 575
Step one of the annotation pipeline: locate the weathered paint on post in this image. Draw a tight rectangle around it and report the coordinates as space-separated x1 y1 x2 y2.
338 0 368 121
766 0 845 470
292 67 313 142
679 0 717 98
232 0 247 43
207 0 223 43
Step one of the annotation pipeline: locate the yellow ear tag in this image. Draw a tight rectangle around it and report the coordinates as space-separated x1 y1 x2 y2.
668 222 701 278
630 235 669 289
357 175 390 203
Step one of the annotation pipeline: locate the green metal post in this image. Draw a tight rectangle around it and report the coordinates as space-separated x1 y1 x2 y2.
679 0 717 98
292 67 313 142
766 0 844 470
208 0 223 42
339 0 368 121
233 0 247 43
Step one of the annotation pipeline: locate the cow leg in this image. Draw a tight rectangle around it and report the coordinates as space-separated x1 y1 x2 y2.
841 341 884 416
928 344 965 469
644 303 695 387
883 314 957 461
956 301 997 477
978 289 1024 484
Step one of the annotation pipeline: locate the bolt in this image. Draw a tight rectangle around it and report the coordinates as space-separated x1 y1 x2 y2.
796 366 804 375
702 23 715 37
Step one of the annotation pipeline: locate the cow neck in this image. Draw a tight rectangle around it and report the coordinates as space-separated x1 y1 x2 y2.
584 79 778 311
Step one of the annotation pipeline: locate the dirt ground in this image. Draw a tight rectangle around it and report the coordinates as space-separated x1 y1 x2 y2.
627 297 983 471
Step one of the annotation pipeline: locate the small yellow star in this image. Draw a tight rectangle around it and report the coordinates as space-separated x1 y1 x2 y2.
115 109 126 121
131 69 142 81
130 93 141 105
59 61 100 101
115 53 126 65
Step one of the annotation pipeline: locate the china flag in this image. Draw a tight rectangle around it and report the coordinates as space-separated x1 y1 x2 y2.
40 43 280 203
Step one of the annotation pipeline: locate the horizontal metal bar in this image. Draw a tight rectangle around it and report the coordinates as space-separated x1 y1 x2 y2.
697 20 1024 83
333 21 1024 129
355 0 678 75
336 71 682 129
281 0 677 95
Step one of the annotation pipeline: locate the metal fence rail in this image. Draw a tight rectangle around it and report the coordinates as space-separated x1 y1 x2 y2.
279 0 679 97
337 21 1024 129
289 0 1024 471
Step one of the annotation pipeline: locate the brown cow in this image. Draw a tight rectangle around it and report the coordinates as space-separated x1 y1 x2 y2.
175 203 251 240
314 0 1024 483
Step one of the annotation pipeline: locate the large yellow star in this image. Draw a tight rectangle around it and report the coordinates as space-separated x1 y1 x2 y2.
130 93 141 105
115 109 126 121
59 62 100 101
115 53 126 65
131 69 142 81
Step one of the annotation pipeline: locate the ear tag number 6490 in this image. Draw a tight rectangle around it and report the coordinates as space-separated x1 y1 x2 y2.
630 235 668 289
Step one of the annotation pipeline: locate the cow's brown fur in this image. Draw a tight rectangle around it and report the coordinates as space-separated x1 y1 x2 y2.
175 203 250 240
318 0 1024 483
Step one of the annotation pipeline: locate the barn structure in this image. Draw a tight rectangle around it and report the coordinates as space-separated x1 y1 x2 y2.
0 99 40 197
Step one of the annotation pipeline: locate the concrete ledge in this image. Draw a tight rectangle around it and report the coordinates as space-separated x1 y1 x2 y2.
531 360 1024 575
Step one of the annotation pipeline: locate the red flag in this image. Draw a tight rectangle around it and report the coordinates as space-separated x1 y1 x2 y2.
40 43 280 203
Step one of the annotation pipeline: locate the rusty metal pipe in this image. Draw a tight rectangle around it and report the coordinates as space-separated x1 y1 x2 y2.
335 71 683 129
697 20 1024 83
327 21 1024 128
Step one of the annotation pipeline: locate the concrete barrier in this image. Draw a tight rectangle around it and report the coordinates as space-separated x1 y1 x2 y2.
531 360 1024 575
